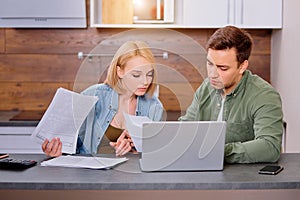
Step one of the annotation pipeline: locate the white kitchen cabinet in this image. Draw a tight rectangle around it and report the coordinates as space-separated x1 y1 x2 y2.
183 0 282 28
90 0 182 28
236 0 282 28
0 124 43 154
90 0 282 28
0 0 86 28
182 0 229 28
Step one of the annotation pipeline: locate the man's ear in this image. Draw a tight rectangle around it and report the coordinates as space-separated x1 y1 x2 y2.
239 60 248 74
117 66 124 78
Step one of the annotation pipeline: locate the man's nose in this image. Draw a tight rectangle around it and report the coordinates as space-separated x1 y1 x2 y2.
208 67 219 78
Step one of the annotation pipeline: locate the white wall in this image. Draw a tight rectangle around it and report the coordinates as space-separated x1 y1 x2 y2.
271 0 300 152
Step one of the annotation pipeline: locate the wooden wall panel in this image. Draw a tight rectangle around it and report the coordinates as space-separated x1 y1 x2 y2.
248 55 270 82
0 25 271 113
5 28 125 54
0 53 206 85
156 54 206 83
0 82 70 111
248 29 271 55
0 29 4 53
159 83 200 111
174 29 209 49
0 55 81 82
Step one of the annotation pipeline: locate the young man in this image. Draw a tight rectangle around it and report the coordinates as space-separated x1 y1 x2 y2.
179 26 283 163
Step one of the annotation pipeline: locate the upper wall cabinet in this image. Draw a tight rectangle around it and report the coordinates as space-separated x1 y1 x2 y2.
90 0 282 29
0 0 86 28
237 0 282 28
182 0 229 28
183 0 282 29
90 0 179 28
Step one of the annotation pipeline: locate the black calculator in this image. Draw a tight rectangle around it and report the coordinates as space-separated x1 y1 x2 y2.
0 158 37 170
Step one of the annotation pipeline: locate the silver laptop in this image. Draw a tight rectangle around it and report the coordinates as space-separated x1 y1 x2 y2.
139 121 226 172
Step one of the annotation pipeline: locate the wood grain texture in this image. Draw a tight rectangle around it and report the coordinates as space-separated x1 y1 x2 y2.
248 29 271 55
0 29 4 53
248 55 270 82
159 83 200 111
102 0 133 24
0 10 271 113
0 54 81 82
5 28 125 54
0 82 70 111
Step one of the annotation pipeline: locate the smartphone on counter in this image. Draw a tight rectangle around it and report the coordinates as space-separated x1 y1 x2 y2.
0 153 9 159
258 165 284 175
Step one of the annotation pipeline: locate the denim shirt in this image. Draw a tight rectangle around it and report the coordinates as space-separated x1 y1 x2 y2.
179 70 283 163
76 83 164 154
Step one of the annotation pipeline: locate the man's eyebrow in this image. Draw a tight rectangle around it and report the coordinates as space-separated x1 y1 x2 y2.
206 58 229 68
216 64 229 68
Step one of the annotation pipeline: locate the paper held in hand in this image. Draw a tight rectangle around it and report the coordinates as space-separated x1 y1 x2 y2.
123 113 152 152
30 87 98 154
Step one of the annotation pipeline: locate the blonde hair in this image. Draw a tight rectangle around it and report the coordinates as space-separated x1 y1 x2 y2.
104 41 158 97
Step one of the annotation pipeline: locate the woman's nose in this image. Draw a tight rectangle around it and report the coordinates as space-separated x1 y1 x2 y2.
143 75 152 85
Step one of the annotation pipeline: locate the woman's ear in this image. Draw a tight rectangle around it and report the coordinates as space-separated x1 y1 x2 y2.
117 66 124 78
239 60 248 74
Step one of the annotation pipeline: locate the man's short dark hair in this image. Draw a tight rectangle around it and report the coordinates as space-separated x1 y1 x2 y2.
206 26 253 64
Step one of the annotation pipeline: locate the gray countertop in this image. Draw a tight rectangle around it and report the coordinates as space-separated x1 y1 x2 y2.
0 121 39 127
0 153 300 190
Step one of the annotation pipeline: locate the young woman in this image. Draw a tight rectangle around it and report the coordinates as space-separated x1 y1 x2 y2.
42 41 164 157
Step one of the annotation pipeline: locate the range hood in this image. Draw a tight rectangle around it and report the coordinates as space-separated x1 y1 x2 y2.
0 0 86 28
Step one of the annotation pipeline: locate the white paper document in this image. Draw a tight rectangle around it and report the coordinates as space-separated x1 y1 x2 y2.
31 87 98 154
123 113 152 152
41 155 128 169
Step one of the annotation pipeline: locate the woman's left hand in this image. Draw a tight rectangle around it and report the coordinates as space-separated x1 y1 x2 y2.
110 130 133 156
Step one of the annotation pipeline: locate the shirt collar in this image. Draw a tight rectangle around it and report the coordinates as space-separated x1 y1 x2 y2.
110 89 119 111
226 70 249 97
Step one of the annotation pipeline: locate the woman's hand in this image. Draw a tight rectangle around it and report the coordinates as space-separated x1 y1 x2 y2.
42 137 62 157
110 130 135 156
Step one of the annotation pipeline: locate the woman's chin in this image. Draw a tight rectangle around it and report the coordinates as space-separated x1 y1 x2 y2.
134 90 147 96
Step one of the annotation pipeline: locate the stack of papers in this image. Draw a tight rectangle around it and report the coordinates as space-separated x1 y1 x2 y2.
41 155 128 169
